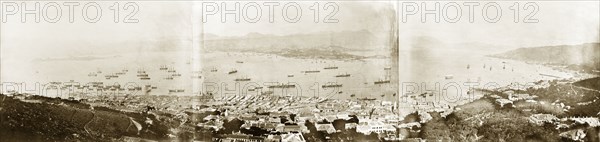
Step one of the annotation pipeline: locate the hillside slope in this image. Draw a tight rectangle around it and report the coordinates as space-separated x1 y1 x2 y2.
0 94 173 141
492 43 600 73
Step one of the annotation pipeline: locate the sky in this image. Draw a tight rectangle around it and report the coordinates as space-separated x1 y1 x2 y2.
1 1 193 59
0 1 598 59
399 1 600 49
1 1 598 88
197 1 398 36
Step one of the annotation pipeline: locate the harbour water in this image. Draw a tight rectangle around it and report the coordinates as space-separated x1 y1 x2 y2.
398 47 576 106
1 47 575 103
1 51 197 97
202 51 397 100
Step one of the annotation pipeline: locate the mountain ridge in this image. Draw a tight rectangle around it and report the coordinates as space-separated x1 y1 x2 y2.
491 43 600 73
201 30 391 52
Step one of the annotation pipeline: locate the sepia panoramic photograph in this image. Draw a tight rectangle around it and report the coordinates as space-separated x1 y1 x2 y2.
0 1 599 142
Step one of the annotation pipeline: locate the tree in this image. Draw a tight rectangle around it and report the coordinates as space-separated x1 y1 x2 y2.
347 115 359 123
303 120 325 141
280 116 289 123
305 120 317 132
219 118 243 134
332 119 346 131
289 114 297 122
240 126 269 136
420 112 451 141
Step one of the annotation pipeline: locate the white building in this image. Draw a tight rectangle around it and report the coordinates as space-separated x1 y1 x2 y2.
281 132 306 142
356 119 396 134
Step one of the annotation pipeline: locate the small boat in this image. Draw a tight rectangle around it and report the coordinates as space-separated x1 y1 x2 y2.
358 97 376 101
445 75 454 79
384 67 392 70
261 91 274 95
236 61 244 63
168 89 185 93
137 69 146 74
49 82 61 85
88 72 97 77
287 74 294 77
248 86 262 92
159 65 168 70
168 68 176 73
467 64 470 69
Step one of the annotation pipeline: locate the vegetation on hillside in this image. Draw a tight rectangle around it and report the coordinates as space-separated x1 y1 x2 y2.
418 79 600 141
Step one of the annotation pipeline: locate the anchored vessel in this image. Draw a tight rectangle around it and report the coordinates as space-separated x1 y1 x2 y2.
303 70 320 73
335 73 351 77
324 65 338 70
268 83 296 88
322 83 342 88
228 69 238 74
235 76 251 81
169 89 185 93
374 79 390 84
